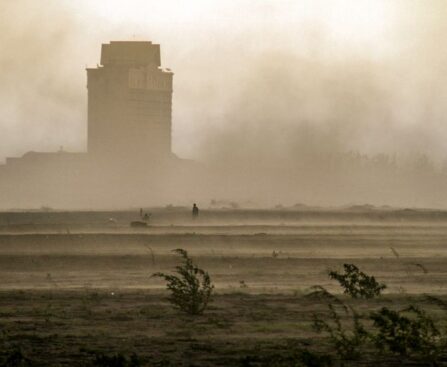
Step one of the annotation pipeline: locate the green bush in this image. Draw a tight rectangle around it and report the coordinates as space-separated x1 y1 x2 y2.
370 306 443 359
153 249 214 315
329 264 386 299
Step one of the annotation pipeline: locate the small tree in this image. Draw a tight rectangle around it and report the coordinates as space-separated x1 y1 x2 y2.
152 249 214 315
329 264 386 299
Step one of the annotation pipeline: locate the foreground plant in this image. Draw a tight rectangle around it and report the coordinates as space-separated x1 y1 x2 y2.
152 248 214 315
1 348 33 367
370 306 444 362
312 302 368 360
309 266 447 365
329 263 386 299
92 352 141 367
241 348 333 367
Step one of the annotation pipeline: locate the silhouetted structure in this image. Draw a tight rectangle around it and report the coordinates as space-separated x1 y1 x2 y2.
0 41 195 208
1 41 174 170
87 42 174 163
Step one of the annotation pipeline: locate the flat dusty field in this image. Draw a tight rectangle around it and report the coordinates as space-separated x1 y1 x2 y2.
0 208 446 366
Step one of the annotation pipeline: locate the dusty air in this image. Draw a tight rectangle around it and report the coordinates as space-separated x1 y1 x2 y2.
1 1 447 366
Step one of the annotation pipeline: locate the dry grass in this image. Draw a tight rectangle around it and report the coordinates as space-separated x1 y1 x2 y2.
0 290 446 366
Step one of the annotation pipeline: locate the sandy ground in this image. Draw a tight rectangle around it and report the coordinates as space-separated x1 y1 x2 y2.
0 210 447 365
0 224 446 293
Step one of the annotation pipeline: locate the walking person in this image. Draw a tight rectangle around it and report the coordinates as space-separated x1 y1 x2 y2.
192 203 199 219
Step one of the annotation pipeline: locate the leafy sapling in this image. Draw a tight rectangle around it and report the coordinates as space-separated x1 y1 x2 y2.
329 263 386 299
152 248 214 315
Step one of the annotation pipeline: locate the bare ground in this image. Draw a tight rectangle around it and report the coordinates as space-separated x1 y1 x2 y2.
0 212 447 365
0 290 447 366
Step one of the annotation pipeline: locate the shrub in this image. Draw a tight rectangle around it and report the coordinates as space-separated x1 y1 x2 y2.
296 349 333 367
239 349 333 367
370 306 443 360
312 302 368 360
153 249 214 315
92 353 141 367
329 264 386 299
306 285 348 312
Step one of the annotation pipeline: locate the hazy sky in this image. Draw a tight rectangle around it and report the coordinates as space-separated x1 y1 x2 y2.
1 0 446 163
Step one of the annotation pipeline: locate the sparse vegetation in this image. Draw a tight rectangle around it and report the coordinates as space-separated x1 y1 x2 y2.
152 248 214 315
240 348 334 367
91 352 141 367
329 263 386 299
370 306 443 360
143 245 156 265
306 285 348 311
296 349 333 367
308 264 447 365
2 215 447 366
390 247 400 258
312 302 368 360
1 348 32 367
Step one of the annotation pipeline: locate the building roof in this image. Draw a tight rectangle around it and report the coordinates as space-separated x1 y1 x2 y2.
100 41 161 67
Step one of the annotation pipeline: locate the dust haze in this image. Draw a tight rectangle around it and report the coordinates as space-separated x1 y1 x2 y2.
1 0 447 208
3 3 447 365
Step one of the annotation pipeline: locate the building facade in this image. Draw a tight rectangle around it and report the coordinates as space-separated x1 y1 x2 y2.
87 41 174 163
0 41 190 209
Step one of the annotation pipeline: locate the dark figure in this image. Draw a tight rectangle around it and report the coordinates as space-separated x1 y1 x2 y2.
192 203 199 219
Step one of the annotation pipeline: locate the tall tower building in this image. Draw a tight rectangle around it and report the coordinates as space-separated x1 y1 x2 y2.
87 41 173 163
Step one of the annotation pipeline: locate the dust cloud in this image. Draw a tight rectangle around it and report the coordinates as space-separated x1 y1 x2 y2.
1 1 447 208
0 1 87 160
